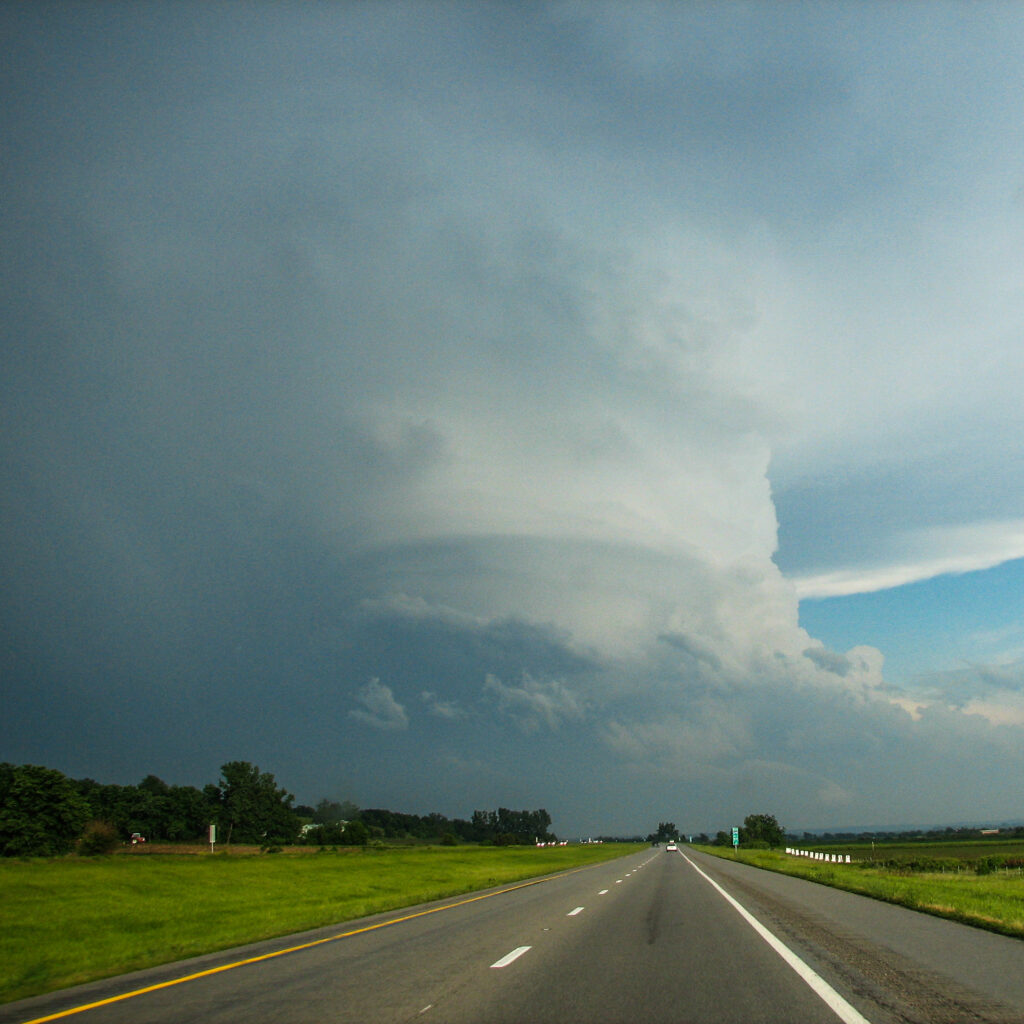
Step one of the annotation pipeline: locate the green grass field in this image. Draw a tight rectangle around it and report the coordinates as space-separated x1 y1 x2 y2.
793 837 1024 865
700 844 1024 940
0 843 642 1005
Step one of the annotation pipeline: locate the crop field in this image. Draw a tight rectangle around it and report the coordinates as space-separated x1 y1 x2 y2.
796 837 1024 865
0 842 642 1005
701 843 1024 941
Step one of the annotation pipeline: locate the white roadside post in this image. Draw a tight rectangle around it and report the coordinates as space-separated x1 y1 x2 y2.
209 823 216 853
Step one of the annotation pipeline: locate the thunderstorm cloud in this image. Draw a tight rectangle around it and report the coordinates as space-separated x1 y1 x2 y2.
4 3 1024 835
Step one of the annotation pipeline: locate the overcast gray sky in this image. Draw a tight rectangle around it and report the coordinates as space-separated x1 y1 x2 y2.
4 2 1024 837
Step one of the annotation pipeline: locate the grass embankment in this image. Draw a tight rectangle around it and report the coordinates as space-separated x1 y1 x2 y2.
1 843 641 1005
699 844 1024 940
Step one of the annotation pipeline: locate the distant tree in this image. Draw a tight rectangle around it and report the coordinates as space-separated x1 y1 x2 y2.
314 798 359 825
649 822 677 843
471 809 497 842
208 762 300 845
164 784 217 841
742 813 785 849
77 820 120 856
342 819 369 846
75 775 212 842
466 808 555 845
424 812 450 839
139 774 170 797
451 817 475 843
0 763 91 857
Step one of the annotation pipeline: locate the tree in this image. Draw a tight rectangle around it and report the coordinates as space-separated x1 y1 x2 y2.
341 819 369 846
314 798 359 825
742 813 785 849
76 776 213 842
139 774 170 798
77 820 120 855
208 762 299 845
164 784 217 841
0 763 90 857
468 808 556 845
649 822 677 843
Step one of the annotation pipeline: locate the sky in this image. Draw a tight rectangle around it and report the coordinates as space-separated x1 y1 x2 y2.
3 2 1024 838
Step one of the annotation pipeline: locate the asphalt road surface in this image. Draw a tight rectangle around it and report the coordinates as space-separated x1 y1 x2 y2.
7 846 1024 1024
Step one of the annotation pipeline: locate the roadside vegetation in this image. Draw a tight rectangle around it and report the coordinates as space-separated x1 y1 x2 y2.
0 841 641 1004
0 759 637 1005
699 839 1024 940
0 761 561 856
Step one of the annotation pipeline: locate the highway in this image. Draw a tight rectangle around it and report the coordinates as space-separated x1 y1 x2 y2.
7 846 1024 1023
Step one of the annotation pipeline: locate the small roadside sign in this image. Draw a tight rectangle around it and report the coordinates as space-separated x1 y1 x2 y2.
732 826 739 847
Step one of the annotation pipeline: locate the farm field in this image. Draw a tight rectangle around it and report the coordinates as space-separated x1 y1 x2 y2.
792 837 1024 865
0 842 642 1005
700 841 1024 941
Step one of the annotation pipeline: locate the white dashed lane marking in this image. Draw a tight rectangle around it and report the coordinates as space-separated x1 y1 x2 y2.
491 946 532 969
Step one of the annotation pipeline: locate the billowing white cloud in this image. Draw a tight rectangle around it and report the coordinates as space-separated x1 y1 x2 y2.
421 691 468 722
350 679 408 731
901 659 1024 720
483 673 586 733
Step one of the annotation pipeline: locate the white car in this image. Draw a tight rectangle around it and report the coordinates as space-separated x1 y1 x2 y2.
666 842 677 851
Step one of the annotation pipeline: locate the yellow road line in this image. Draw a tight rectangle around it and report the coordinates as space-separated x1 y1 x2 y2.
19 873 571 1023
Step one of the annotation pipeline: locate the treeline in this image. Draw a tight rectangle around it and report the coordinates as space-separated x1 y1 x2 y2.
466 808 555 845
0 762 556 856
797 825 1024 844
642 815 786 849
0 761 300 856
301 807 555 847
704 820 1024 850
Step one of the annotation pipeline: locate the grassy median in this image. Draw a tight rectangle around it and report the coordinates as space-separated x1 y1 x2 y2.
1 843 641 1004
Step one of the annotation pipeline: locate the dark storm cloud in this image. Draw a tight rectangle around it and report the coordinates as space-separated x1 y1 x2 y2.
5 3 1024 836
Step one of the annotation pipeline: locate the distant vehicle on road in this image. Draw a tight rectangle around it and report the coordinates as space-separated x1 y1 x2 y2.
130 833 145 845
666 842 677 852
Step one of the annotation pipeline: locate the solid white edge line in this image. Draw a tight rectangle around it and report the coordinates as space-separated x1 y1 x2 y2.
490 946 532 969
682 854 872 1024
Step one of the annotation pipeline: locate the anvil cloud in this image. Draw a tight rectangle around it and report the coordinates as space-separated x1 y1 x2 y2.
4 3 1024 836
